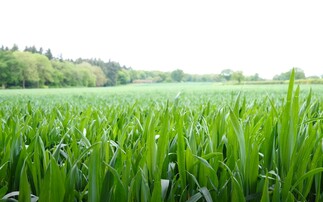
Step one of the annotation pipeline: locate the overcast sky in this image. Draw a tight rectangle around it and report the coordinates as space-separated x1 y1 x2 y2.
1 0 323 79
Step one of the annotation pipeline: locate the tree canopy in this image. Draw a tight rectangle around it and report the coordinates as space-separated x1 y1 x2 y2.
0 46 143 88
273 68 306 80
171 69 184 82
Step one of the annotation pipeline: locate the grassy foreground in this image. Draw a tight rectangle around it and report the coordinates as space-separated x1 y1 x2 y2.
1 75 323 201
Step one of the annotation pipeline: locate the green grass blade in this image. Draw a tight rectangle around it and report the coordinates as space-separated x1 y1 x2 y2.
291 168 323 192
88 146 102 202
260 175 270 202
199 187 212 202
229 109 246 172
176 115 187 193
39 158 65 202
187 192 203 202
19 161 31 202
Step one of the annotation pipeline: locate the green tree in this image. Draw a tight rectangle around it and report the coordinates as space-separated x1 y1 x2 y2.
129 70 138 82
72 58 132 86
138 71 147 79
232 71 245 83
117 70 130 85
221 69 233 81
294 68 306 79
0 51 20 88
273 68 305 80
90 65 107 86
101 61 121 86
247 73 262 81
11 44 19 51
13 51 39 88
171 69 184 82
30 46 37 53
33 53 54 87
76 62 104 87
39 47 43 54
77 68 96 87
60 61 78 86
158 72 167 82
24 46 37 53
45 49 53 60
51 60 67 86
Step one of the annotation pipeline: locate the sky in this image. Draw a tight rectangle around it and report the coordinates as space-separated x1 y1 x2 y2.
1 0 323 79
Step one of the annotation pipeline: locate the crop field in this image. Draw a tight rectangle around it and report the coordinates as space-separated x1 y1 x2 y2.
1 78 323 201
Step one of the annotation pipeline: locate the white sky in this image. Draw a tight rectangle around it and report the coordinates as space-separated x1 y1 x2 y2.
1 0 323 79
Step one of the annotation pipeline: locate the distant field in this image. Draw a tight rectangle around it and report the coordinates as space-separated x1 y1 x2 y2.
1 81 323 201
1 82 323 100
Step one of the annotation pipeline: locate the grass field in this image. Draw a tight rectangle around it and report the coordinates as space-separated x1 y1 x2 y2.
1 79 323 201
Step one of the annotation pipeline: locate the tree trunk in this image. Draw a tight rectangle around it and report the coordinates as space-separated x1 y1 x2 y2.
1 83 5 89
22 79 25 89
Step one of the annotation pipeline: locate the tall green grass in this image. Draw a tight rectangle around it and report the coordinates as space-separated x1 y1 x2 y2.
1 70 323 201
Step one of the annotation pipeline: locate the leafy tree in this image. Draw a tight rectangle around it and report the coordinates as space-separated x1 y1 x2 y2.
246 73 263 81
232 71 244 83
77 67 96 87
171 69 184 82
221 69 233 81
128 70 138 82
24 45 38 53
101 61 121 86
294 68 306 79
90 65 107 86
11 44 19 51
33 53 54 87
0 51 12 88
30 46 37 53
45 49 53 60
13 51 39 88
52 60 78 86
117 70 130 85
76 62 104 87
0 51 20 88
138 71 147 80
51 60 66 86
73 58 132 86
212 74 223 82
273 68 305 80
63 62 78 86
158 72 167 82
52 68 64 87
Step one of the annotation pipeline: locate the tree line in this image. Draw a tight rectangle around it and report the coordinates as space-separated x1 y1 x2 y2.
0 45 137 88
1 44 322 89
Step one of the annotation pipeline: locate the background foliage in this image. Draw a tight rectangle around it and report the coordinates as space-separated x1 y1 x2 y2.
1 44 323 89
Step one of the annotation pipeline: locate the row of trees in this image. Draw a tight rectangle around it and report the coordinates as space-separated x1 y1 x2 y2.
273 68 306 80
0 45 262 88
0 50 132 88
1 44 322 88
